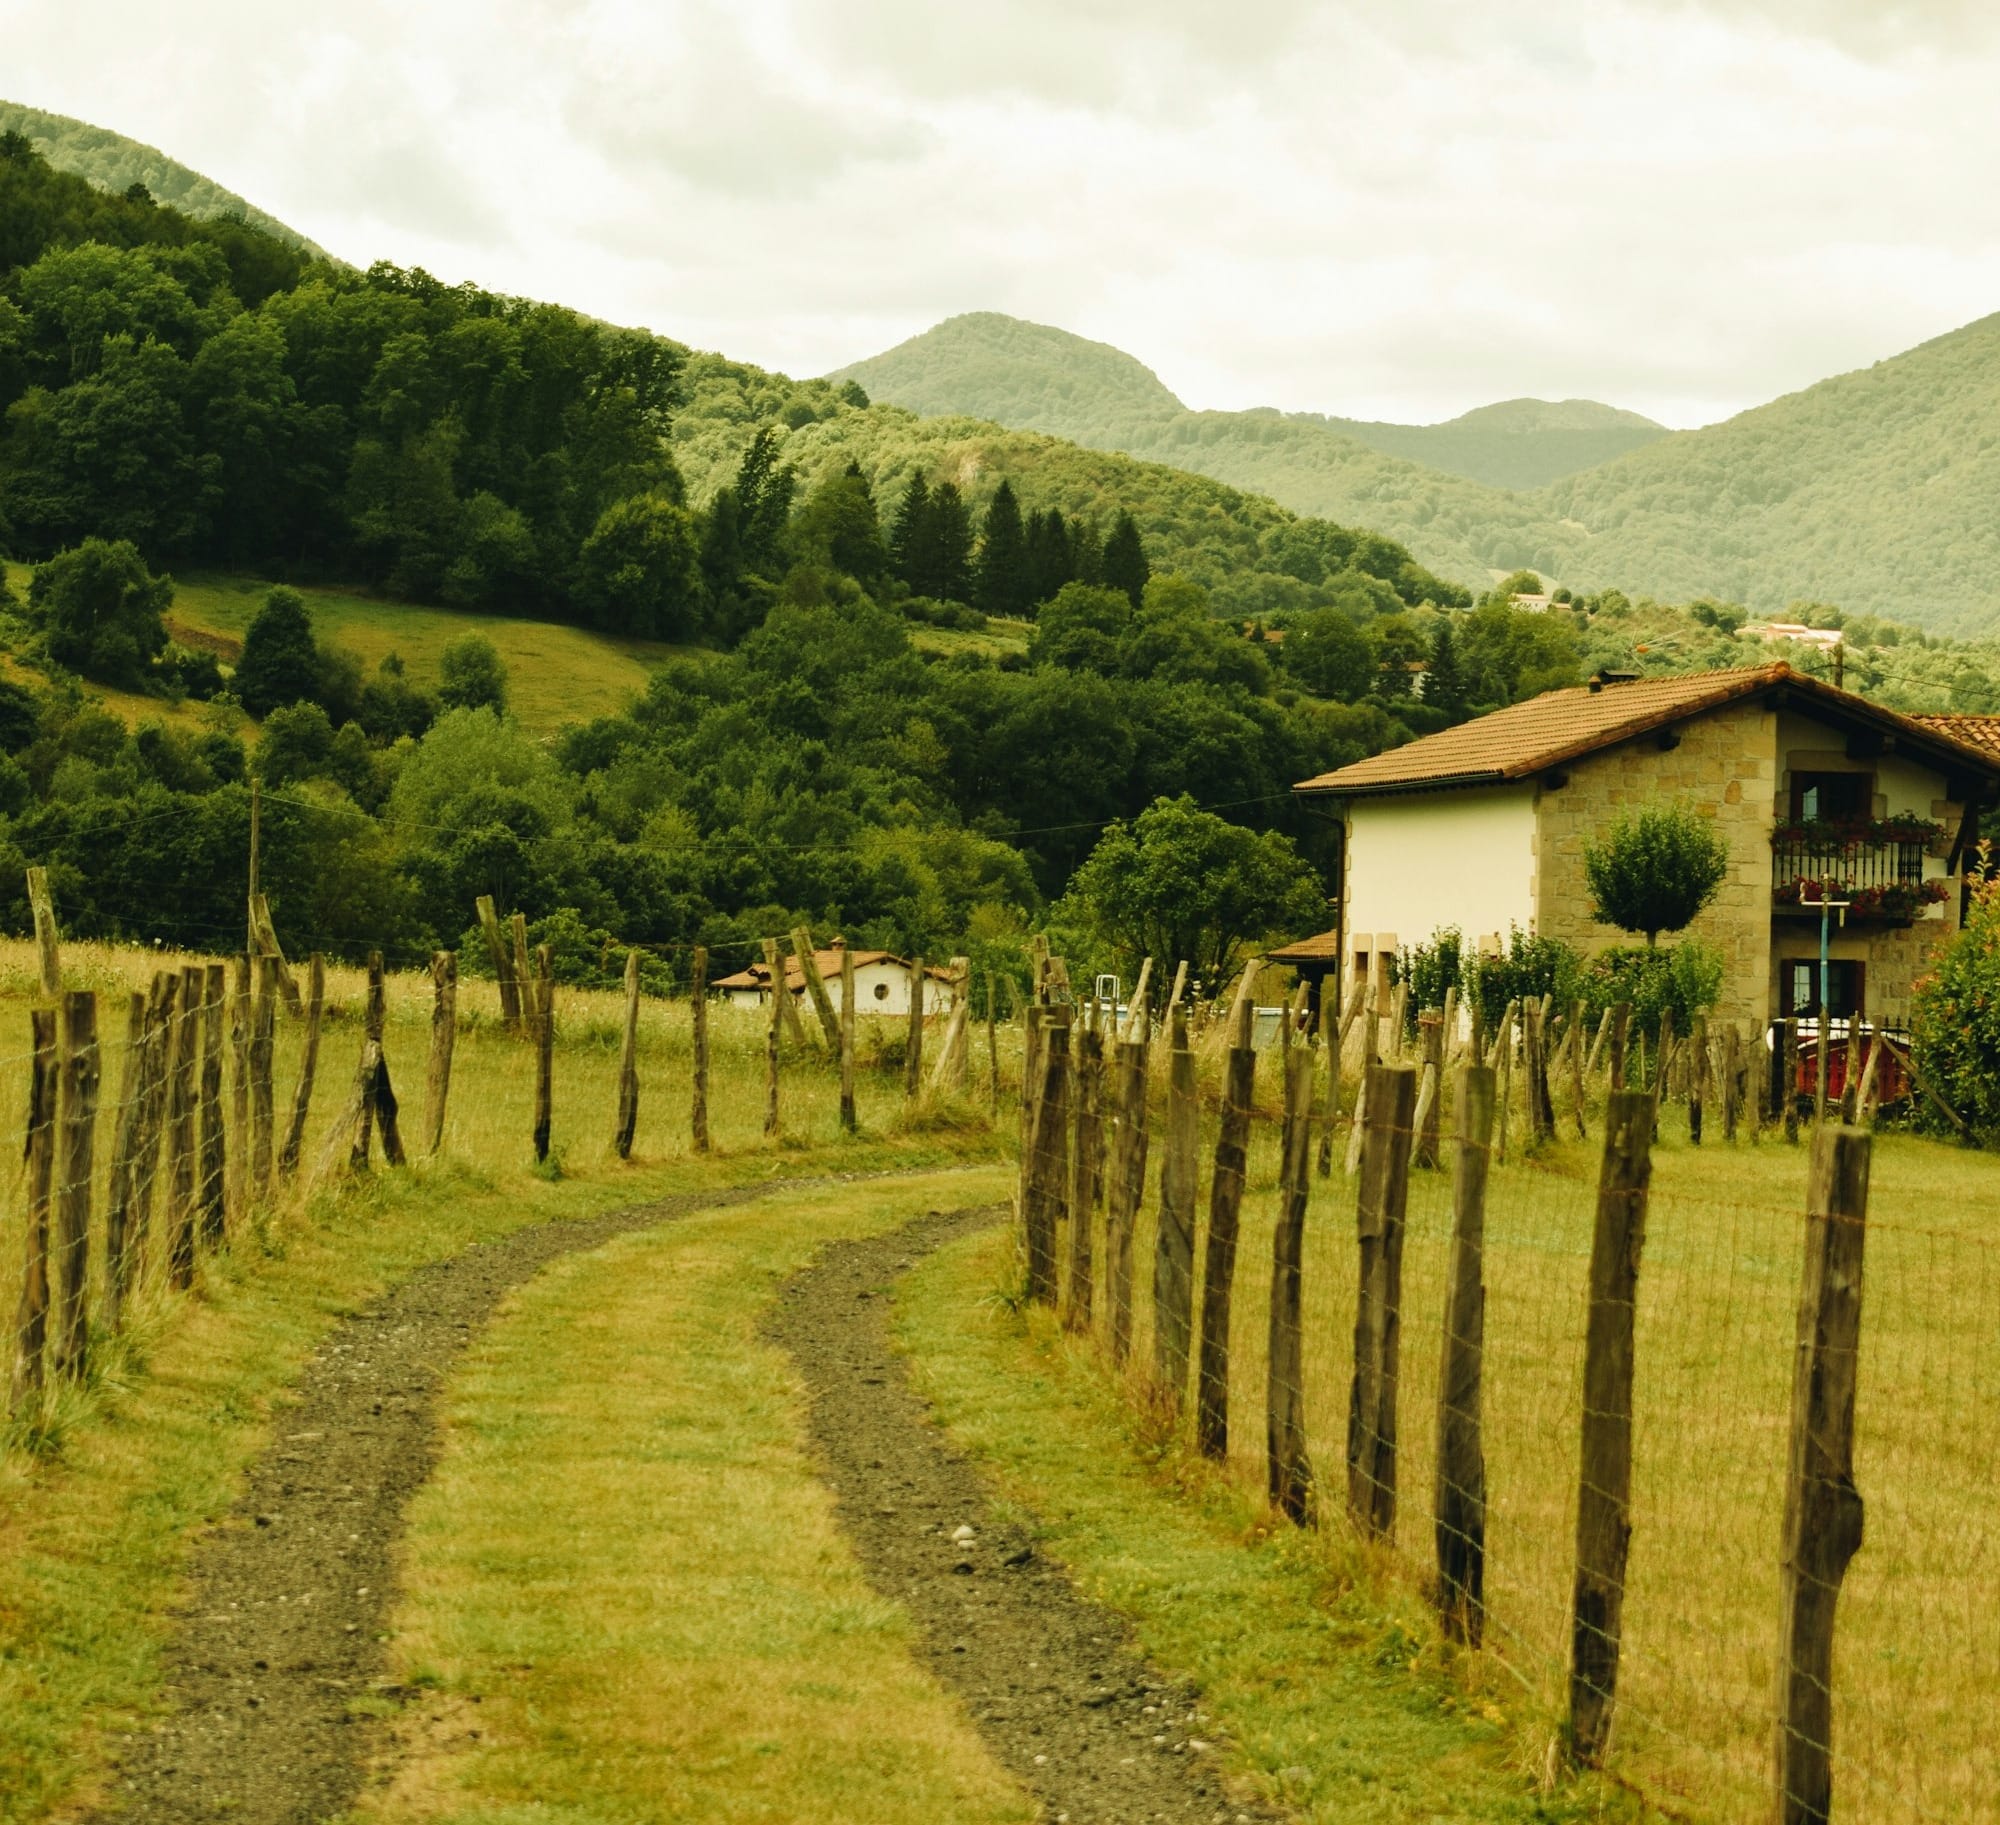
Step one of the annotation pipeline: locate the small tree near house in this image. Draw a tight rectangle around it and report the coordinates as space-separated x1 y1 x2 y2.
1583 801 1729 946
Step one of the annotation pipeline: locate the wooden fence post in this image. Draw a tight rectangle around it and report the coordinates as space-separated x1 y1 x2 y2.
250 957 276 1200
1568 1087 1657 1768
793 925 842 1052
1348 1060 1418 1536
10 1009 58 1404
1436 1062 1495 1645
1414 1011 1444 1168
904 955 926 1100
1196 981 1258 1461
53 990 100 1379
838 943 857 1133
531 944 553 1164
167 969 200 1287
1022 1008 1071 1306
615 947 641 1159
985 974 1000 1116
104 990 147 1333
476 894 520 1032
762 937 782 1140
1151 1006 1198 1411
1568 997 1589 1139
1064 1020 1103 1335
280 954 325 1179
1266 1046 1316 1522
249 891 303 1017
509 913 533 1039
131 971 175 1268
1689 1016 1707 1146
690 945 711 1152
26 864 60 996
352 953 386 1171
197 962 227 1250
228 954 251 1223
1782 1017 1800 1144
1106 1029 1151 1366
426 950 457 1156
1723 1020 1742 1142
1773 1123 1871 1825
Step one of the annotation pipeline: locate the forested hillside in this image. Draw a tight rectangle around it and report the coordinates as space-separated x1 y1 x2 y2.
1314 397 1666 491
0 99 326 257
837 309 2000 635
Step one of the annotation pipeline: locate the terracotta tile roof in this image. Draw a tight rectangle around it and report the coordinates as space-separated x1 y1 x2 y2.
712 949 955 991
1266 927 1342 964
1913 714 2000 760
1295 663 2000 797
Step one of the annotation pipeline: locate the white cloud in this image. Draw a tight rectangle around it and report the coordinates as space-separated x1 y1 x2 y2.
2 0 1997 427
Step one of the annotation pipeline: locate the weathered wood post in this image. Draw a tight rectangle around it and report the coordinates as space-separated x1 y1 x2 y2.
1348 1060 1418 1537
250 957 276 1200
476 894 520 1032
1568 1086 1656 1768
615 947 641 1159
904 955 926 1100
1151 1005 1198 1411
1196 974 1258 1461
1064 1019 1103 1335
26 864 60 995
131 971 175 1264
1568 996 1589 1139
1022 1006 1072 1306
197 962 227 1250
838 942 857 1134
509 913 533 1038
10 1009 58 1405
104 991 147 1333
1266 1044 1317 1522
531 944 553 1164
280 954 325 1179
690 945 711 1153
950 956 973 1092
52 990 100 1380
793 925 842 1052
425 950 457 1156
352 952 386 1171
985 973 1001 1116
1436 1062 1495 1645
1782 1016 1800 1143
1413 1010 1444 1169
1723 1020 1743 1142
1317 973 1363 1178
1105 1024 1151 1367
1688 1015 1707 1145
1494 999 1517 1163
761 937 782 1140
167 968 200 1287
228 953 251 1222
1773 1122 1871 1825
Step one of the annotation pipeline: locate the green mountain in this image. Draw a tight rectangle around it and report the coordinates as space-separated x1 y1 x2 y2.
1309 397 1667 491
0 99 329 258
835 310 2000 636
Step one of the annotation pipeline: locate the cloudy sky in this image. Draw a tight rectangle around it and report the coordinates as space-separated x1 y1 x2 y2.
5 0 1998 427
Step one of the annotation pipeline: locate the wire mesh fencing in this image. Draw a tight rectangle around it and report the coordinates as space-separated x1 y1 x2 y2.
1017 989 2000 1824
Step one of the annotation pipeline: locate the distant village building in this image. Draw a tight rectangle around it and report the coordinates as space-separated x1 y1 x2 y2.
711 946 953 1018
1509 592 1555 614
1741 621 1845 651
1292 663 2000 1037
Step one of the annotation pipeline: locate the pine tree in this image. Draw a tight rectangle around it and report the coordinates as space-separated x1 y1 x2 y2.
1101 511 1150 609
890 475 932 593
1024 507 1075 612
975 479 1031 617
1426 616 1468 713
928 481 974 604
1069 515 1104 588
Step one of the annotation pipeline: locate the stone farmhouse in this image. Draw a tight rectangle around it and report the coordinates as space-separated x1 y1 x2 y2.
712 946 954 1019
1292 664 2000 1035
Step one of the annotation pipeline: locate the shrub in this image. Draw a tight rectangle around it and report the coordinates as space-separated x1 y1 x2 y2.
1583 800 1729 945
1393 927 1463 1029
1581 940 1724 1046
1911 877 2000 1140
1465 925 1583 1033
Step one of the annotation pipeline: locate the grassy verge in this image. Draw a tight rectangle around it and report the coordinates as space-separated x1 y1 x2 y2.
352 1167 1029 1825
0 926 1001 1820
895 1221 1656 1825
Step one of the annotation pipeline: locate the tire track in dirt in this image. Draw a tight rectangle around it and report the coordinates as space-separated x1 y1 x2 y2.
769 1206 1283 1825
86 1176 828 1824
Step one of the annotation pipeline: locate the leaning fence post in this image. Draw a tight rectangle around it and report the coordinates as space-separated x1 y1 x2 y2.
690 945 711 1152
280 954 325 1179
1266 1044 1316 1522
1196 978 1258 1461
1151 1006 1198 1411
1568 1086 1656 1767
477 894 520 1033
426 950 457 1156
53 990 100 1380
1022 1007 1072 1306
615 947 641 1160
1348 1060 1417 1536
838 943 857 1133
1436 1062 1495 1645
10 1009 58 1405
1773 1123 1871 1825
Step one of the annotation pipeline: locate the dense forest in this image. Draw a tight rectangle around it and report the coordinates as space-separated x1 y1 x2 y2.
838 309 2000 635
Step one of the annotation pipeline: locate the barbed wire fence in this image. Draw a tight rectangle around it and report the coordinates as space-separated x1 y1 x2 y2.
1017 964 1999 1823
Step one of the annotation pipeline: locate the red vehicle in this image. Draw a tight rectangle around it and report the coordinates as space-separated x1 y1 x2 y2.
1777 1020 1910 1105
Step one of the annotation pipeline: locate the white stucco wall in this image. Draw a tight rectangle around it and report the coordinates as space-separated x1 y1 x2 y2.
720 960 950 1018
1343 785 1539 959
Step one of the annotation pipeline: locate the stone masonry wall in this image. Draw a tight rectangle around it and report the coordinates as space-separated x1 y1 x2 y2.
1533 697 1779 1031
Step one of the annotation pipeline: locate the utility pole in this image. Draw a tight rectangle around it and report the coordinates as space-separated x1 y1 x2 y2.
1797 880 1849 1124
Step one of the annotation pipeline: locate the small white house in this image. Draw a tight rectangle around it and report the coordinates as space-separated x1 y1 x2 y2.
711 946 955 1018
